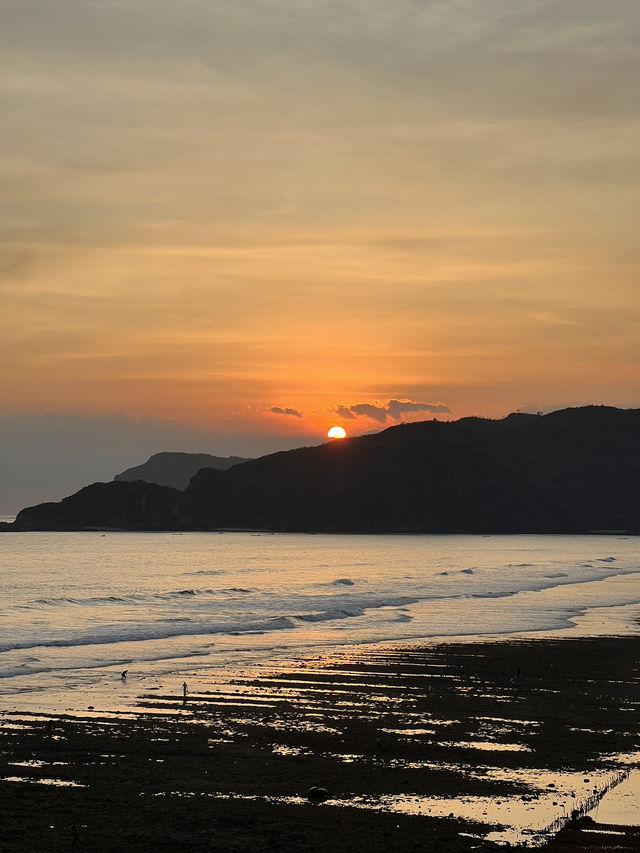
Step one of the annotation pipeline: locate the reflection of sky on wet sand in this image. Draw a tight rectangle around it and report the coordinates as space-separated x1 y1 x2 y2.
5 741 633 845
446 741 532 752
120 648 640 843
4 634 640 849
588 770 640 826
146 766 631 848
1 776 86 787
4 728 639 847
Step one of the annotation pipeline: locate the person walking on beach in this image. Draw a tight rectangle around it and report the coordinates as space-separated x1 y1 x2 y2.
182 681 188 702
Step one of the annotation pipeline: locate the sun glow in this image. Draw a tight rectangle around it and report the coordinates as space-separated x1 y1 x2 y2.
327 426 347 439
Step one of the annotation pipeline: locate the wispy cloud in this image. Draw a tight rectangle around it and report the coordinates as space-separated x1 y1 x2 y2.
333 400 451 424
2 0 638 429
269 406 303 418
532 312 578 326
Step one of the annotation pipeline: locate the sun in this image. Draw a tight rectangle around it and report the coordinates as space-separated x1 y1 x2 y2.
327 426 347 439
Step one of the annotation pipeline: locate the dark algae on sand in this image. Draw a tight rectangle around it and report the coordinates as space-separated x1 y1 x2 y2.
1 636 639 851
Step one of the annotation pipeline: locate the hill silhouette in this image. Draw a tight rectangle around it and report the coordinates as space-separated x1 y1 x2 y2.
114 451 251 490
7 406 640 533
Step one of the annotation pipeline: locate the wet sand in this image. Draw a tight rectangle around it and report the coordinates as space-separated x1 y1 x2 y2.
1 635 639 851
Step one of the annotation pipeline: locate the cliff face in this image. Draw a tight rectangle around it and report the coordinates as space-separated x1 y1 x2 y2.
114 452 251 490
10 406 640 533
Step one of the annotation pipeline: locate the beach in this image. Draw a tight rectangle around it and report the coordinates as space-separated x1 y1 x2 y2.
2 633 639 851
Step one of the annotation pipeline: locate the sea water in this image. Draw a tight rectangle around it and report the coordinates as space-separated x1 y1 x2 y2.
0 532 638 712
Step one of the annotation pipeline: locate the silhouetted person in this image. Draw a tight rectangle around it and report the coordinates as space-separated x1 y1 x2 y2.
121 670 128 681
182 681 188 702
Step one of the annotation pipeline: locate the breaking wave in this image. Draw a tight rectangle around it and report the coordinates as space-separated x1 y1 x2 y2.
0 596 418 656
19 587 254 609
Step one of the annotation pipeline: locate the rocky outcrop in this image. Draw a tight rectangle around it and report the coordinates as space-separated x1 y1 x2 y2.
12 480 185 531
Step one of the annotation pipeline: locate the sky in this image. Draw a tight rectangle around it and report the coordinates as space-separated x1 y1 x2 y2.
1 1 639 511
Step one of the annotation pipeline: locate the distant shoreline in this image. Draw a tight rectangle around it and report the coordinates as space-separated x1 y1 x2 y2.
2 523 637 535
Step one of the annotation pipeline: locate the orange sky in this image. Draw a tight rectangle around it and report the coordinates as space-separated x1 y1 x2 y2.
2 0 639 447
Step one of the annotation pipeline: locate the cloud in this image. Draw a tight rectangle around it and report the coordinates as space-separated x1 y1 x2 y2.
2 0 638 450
269 406 303 418
333 405 357 420
333 400 452 424
532 312 578 326
349 403 389 423
387 399 452 420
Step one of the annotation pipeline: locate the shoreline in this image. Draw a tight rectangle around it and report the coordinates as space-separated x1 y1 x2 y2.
2 633 639 851
3 523 639 533
4 597 640 719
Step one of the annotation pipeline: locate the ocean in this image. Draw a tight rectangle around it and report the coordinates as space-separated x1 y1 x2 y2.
0 532 638 713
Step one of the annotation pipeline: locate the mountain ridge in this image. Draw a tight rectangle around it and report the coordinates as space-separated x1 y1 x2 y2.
114 451 251 490
6 406 640 534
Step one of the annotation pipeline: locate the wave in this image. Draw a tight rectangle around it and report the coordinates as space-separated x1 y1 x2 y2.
183 570 228 576
18 587 254 609
437 568 476 576
29 595 128 606
15 553 631 613
294 607 365 623
0 596 419 655
8 564 639 654
468 590 517 599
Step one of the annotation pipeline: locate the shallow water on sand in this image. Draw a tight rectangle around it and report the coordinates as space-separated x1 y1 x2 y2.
0 532 638 710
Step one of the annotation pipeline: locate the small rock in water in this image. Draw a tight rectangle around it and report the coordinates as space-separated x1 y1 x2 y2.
306 786 329 802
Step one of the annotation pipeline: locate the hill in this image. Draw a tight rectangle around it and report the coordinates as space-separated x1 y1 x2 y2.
114 451 251 490
7 406 640 533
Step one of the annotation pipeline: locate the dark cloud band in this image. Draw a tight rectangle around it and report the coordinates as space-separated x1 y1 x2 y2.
333 400 451 424
269 406 303 418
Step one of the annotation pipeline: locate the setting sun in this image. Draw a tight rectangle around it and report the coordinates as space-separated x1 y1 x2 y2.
327 426 347 439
